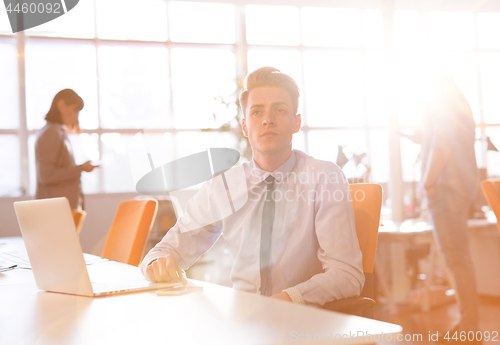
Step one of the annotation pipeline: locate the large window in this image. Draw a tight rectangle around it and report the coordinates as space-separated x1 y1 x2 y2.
393 9 500 218
1 0 499 220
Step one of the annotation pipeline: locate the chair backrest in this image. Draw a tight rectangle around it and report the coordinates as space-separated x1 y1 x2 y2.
481 179 500 230
349 183 382 297
101 199 158 266
71 209 87 236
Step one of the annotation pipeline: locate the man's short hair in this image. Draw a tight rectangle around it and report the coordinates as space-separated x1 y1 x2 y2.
239 67 300 117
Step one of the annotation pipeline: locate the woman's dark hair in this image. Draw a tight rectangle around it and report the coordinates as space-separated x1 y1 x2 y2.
45 89 84 124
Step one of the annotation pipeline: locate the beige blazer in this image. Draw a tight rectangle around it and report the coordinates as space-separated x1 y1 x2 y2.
35 122 83 209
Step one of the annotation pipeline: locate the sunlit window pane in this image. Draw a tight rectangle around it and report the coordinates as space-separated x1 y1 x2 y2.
301 7 361 47
486 127 500 178
246 5 300 46
25 39 98 130
395 51 428 127
247 49 302 86
429 12 475 49
293 131 305 153
397 52 479 126
175 131 239 159
400 134 422 218
0 135 20 196
480 53 500 124
66 133 99 194
97 0 167 41
28 135 36 196
400 137 421 182
308 130 366 180
477 13 500 49
169 2 235 43
0 4 13 34
475 128 483 170
362 9 384 48
0 38 19 129
365 52 388 126
24 0 95 38
369 130 389 183
143 132 175 167
436 52 480 123
394 10 423 48
171 132 238 190
303 51 364 127
101 133 138 193
164 132 226 191
395 52 478 127
170 48 236 129
98 43 170 129
65 134 98 165
127 131 175 188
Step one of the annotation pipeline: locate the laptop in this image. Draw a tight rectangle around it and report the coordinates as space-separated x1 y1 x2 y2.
14 197 182 297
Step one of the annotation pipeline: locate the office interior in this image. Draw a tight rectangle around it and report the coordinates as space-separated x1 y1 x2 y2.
1 0 500 342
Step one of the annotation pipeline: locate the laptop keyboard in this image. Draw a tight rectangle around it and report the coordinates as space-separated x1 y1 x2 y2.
91 280 182 294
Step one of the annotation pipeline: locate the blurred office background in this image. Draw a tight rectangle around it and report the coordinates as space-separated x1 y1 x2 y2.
1 0 500 332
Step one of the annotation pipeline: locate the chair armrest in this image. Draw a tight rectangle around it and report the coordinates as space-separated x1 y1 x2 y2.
321 297 376 315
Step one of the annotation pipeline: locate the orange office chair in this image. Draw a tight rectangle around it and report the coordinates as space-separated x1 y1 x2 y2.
72 209 87 236
321 183 382 318
101 199 159 266
481 179 500 230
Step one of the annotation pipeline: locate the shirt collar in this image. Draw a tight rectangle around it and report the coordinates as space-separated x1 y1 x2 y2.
250 150 297 184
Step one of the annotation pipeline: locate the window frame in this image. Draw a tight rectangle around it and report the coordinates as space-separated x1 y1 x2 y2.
1 0 499 222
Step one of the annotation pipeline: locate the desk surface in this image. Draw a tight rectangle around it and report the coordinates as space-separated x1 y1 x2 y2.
0 237 402 345
378 217 498 238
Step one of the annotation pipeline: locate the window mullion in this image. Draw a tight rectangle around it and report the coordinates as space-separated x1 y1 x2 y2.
16 30 29 196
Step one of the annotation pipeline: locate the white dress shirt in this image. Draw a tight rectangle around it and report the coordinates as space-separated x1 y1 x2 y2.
141 149 364 306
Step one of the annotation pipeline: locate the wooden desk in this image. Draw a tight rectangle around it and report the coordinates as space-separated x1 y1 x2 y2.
0 237 402 345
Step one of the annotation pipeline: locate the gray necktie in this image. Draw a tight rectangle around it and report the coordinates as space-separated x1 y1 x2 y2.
260 175 275 296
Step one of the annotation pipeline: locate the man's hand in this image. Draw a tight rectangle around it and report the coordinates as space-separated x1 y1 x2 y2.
145 255 187 285
270 291 292 302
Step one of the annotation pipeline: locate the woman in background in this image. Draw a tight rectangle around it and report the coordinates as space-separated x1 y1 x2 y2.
35 89 98 209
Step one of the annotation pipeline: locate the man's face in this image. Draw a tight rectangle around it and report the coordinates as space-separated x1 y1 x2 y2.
241 87 301 157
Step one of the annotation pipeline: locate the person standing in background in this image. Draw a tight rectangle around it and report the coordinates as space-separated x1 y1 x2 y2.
35 89 98 209
421 73 481 343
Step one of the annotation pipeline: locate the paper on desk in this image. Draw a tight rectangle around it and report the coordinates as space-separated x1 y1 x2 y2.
0 240 107 268
0 239 31 268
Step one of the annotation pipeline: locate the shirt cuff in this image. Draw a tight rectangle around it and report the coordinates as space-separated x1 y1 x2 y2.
284 287 305 305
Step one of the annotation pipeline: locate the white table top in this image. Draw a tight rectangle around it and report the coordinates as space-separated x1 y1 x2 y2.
379 217 498 237
0 237 402 345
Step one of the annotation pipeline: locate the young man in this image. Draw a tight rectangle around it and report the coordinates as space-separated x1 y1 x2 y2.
141 67 364 306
